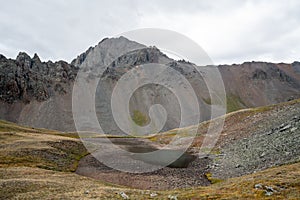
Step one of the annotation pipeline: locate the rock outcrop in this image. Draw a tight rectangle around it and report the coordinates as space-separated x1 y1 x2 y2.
0 52 78 104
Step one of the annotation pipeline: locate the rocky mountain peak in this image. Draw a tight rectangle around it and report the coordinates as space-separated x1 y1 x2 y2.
71 36 146 69
0 54 6 60
101 46 172 80
0 52 78 104
16 52 32 68
16 52 30 59
292 61 300 74
32 53 41 63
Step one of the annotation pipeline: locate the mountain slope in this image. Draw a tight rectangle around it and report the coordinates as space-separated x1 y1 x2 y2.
150 98 300 183
218 62 300 111
0 37 299 133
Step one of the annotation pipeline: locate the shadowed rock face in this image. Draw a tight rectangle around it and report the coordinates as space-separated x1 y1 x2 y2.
0 52 79 131
0 52 78 104
0 37 300 133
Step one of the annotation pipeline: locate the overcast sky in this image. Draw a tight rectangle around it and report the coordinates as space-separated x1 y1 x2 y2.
0 0 299 64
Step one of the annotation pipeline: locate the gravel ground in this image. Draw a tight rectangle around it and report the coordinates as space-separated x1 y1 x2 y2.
76 138 211 190
211 103 300 179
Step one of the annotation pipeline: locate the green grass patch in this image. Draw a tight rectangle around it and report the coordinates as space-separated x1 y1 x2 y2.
0 120 41 133
203 97 212 105
132 110 149 126
226 94 246 113
0 120 89 172
0 140 89 172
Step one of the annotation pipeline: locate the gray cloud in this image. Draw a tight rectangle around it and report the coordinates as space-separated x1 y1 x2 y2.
0 0 299 64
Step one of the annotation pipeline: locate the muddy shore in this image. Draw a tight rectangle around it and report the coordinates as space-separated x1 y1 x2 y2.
76 138 211 190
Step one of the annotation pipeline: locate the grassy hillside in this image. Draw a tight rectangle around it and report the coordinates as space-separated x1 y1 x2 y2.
1 99 300 199
1 154 300 199
148 98 300 149
0 120 87 171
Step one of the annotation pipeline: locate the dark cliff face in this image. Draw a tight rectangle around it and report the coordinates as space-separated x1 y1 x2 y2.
0 52 78 104
0 37 299 133
101 47 170 80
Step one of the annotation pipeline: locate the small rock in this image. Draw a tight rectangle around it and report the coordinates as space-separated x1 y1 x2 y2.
265 191 273 196
143 190 150 195
279 123 285 128
150 192 158 197
277 185 286 190
235 164 241 168
84 190 90 194
265 186 275 192
168 195 178 200
254 183 263 189
280 124 291 132
260 152 266 158
266 131 273 135
291 127 298 132
119 191 129 199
